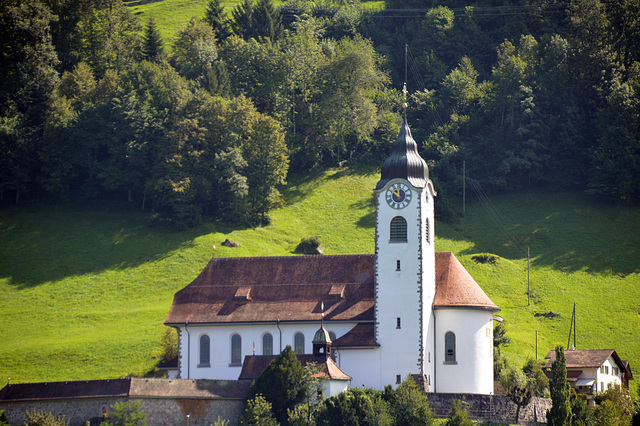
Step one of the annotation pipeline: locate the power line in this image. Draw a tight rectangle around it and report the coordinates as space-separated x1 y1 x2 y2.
467 171 529 257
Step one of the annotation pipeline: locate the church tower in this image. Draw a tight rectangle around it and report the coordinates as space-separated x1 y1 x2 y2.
374 114 436 389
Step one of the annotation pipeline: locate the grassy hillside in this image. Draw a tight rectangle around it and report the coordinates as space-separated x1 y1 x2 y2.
1 168 638 396
128 0 385 49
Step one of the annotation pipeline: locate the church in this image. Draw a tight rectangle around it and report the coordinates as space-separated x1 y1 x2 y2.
164 117 500 395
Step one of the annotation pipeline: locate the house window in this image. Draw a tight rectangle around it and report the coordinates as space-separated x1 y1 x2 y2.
199 335 210 366
396 260 401 271
231 334 242 365
396 375 402 384
605 366 609 374
396 317 401 329
263 333 273 356
445 332 456 363
294 332 305 354
390 216 407 242
600 366 604 373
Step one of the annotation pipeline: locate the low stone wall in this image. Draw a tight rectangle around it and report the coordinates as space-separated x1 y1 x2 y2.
0 397 244 426
428 393 552 425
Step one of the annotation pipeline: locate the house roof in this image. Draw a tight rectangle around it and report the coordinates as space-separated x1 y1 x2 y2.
238 355 352 381
165 252 499 326
0 378 250 402
543 349 632 378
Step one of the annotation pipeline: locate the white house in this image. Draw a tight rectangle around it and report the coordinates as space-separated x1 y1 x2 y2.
164 117 500 394
544 348 634 406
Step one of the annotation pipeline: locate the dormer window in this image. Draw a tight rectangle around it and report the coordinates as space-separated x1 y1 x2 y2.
234 286 251 301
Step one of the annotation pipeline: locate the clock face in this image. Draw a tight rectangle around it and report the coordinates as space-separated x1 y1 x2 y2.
386 183 412 209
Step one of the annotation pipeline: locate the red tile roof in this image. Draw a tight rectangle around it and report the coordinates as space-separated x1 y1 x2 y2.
165 252 499 326
0 378 250 402
238 355 352 381
434 252 500 311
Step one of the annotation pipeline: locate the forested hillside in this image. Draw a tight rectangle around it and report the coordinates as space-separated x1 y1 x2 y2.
1 0 639 229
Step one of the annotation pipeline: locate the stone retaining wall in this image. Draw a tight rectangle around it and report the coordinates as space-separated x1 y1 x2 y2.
429 393 552 425
0 397 244 426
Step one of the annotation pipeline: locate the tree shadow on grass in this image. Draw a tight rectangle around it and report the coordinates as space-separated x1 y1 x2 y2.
442 191 640 276
0 205 218 289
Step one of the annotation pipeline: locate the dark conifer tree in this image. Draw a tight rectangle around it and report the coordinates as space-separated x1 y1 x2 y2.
230 0 254 40
142 16 164 63
247 345 309 424
547 346 572 426
251 0 284 42
204 0 231 40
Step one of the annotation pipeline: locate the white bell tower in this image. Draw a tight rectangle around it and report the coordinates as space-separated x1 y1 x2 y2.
374 113 436 389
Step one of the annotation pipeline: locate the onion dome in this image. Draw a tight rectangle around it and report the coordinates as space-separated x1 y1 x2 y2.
313 326 332 344
375 117 429 190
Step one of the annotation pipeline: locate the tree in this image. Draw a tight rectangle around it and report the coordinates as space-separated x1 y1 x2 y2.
248 346 309 424
230 0 254 40
547 346 572 426
241 112 289 223
103 400 147 426
204 0 231 40
500 367 536 424
251 0 284 42
383 376 433 426
522 358 549 397
493 323 511 378
316 387 392 426
142 16 165 63
593 385 636 425
170 18 219 88
443 399 474 426
239 395 279 426
77 0 142 76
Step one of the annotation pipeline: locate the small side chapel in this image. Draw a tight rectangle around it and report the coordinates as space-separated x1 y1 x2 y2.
165 116 500 395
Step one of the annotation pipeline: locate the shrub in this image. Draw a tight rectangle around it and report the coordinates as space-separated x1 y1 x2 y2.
444 399 474 426
23 410 69 426
102 400 147 426
239 395 279 426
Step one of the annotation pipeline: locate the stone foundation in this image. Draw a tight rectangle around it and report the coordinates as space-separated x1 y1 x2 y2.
429 393 552 425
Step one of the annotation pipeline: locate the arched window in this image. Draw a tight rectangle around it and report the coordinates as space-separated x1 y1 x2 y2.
294 332 305 354
263 333 273 356
390 216 407 242
231 334 242 365
445 331 456 363
199 335 210 366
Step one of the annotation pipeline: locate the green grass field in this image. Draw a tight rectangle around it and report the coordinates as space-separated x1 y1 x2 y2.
128 0 385 50
1 167 639 397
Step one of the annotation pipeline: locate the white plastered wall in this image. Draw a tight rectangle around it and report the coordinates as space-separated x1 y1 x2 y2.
434 308 494 394
374 179 436 389
175 322 360 380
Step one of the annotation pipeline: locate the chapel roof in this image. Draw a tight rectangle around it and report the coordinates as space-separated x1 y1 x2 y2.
375 117 429 190
433 252 500 310
238 355 352 381
164 252 499 326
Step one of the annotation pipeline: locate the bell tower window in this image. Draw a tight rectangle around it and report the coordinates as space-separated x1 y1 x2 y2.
390 216 407 242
